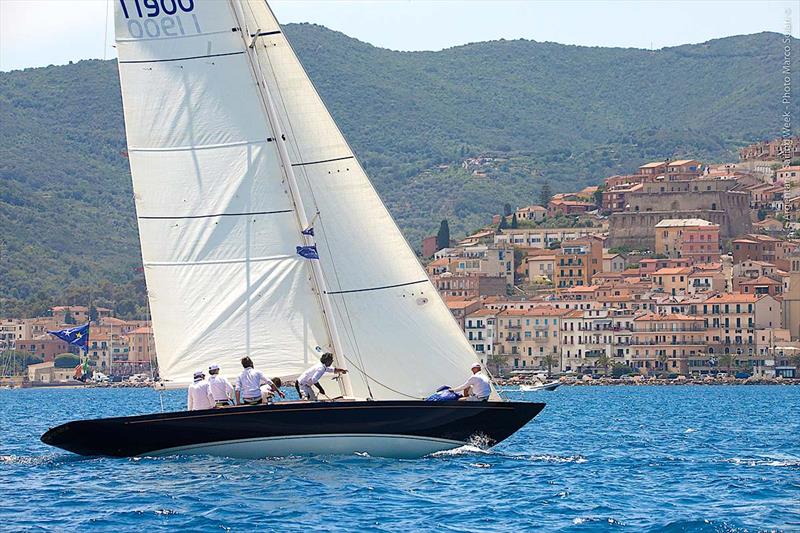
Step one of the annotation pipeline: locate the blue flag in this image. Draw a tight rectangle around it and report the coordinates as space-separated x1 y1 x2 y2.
301 226 314 237
296 245 319 259
48 322 90 354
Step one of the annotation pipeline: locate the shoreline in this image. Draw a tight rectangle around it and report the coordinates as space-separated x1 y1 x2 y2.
497 376 800 387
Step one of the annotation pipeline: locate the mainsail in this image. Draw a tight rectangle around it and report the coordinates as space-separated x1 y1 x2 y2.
115 0 486 398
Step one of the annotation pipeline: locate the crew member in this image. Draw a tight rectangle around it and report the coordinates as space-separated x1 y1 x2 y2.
187 369 214 411
296 352 347 401
260 377 286 404
450 363 491 401
234 356 270 405
208 363 234 407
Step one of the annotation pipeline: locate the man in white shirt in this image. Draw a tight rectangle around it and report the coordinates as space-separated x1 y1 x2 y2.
235 356 271 405
187 370 214 411
208 364 234 407
295 352 347 401
451 363 491 402
260 377 286 404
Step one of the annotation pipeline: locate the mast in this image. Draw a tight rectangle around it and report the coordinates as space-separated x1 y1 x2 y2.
230 0 354 398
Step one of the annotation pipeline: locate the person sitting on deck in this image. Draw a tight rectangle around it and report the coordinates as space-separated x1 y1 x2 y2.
208 363 234 407
450 363 491 402
234 356 271 406
260 377 286 404
295 352 347 401
187 369 214 411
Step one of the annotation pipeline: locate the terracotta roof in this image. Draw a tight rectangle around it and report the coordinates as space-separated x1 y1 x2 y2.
739 276 781 286
653 267 693 275
128 326 153 335
446 300 480 310
703 293 764 303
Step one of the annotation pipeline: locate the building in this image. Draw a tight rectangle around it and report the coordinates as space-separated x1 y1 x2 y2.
421 235 438 258
553 236 604 289
739 137 800 161
732 234 795 271
602 253 626 273
445 299 482 329
496 227 605 249
15 338 73 361
630 313 706 375
547 199 595 217
515 205 547 222
524 251 556 281
652 267 693 296
602 182 643 212
464 309 497 366
783 250 800 340
0 319 21 350
560 308 616 372
495 307 566 373
27 361 76 384
608 178 751 249
694 293 782 368
654 218 720 264
432 273 507 299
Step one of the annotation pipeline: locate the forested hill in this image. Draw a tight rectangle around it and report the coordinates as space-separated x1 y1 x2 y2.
0 25 797 317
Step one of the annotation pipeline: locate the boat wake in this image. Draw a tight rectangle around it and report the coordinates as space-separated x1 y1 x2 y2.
721 456 800 468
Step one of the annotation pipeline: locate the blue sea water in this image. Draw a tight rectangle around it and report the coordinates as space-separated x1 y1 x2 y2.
1 385 799 532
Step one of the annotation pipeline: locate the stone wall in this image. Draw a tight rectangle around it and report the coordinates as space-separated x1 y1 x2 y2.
608 179 751 249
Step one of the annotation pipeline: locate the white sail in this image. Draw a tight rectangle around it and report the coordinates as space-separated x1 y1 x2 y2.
234 0 486 400
114 0 332 385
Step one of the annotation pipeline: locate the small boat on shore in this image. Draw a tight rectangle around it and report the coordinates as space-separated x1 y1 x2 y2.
520 382 561 392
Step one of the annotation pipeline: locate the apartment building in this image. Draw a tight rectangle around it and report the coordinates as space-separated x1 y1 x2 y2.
630 313 706 375
494 307 566 372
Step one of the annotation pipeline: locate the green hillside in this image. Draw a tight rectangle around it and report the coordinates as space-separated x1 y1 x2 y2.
0 25 797 317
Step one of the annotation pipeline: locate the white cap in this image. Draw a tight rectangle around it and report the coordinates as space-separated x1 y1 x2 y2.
193 369 205 380
209 364 220 372
471 363 482 370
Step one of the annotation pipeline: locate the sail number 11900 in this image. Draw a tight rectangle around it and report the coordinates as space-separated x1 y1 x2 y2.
118 0 195 19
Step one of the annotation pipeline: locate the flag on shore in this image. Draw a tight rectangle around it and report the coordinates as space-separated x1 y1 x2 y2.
48 322 90 354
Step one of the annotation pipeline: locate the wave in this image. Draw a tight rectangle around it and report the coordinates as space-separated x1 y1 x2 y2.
721 457 800 468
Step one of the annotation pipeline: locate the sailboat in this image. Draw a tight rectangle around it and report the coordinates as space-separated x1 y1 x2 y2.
41 0 544 459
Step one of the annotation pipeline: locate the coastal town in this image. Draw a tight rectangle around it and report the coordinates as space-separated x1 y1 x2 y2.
3 136 800 386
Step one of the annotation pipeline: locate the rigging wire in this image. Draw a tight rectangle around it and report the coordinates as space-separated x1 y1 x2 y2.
245 5 374 399
103 0 110 61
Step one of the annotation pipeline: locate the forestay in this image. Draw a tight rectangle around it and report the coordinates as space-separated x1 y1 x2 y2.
114 0 332 386
233 0 488 400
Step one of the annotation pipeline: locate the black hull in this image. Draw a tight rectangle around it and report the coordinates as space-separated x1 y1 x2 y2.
41 400 544 459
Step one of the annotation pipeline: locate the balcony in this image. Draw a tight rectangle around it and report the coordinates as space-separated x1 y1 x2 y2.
506 324 522 330
504 336 522 343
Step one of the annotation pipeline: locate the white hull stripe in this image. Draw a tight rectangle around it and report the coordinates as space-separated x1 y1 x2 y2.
146 433 466 460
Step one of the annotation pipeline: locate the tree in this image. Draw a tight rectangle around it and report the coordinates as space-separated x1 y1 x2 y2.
510 213 519 229
542 353 558 378
718 352 734 375
503 203 513 217
593 185 605 207
498 216 509 230
657 353 668 376
436 219 450 250
757 208 767 221
63 310 76 325
539 182 552 207
88 304 99 322
595 353 611 376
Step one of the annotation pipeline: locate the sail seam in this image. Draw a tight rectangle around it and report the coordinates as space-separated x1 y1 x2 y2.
325 279 429 295
116 29 233 43
290 156 355 167
138 209 292 220
144 254 295 267
128 139 269 153
119 51 245 64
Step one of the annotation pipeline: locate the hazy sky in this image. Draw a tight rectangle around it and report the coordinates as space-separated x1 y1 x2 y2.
1 0 798 72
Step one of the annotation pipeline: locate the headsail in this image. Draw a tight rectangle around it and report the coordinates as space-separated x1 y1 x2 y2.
233 0 487 400
114 0 332 385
